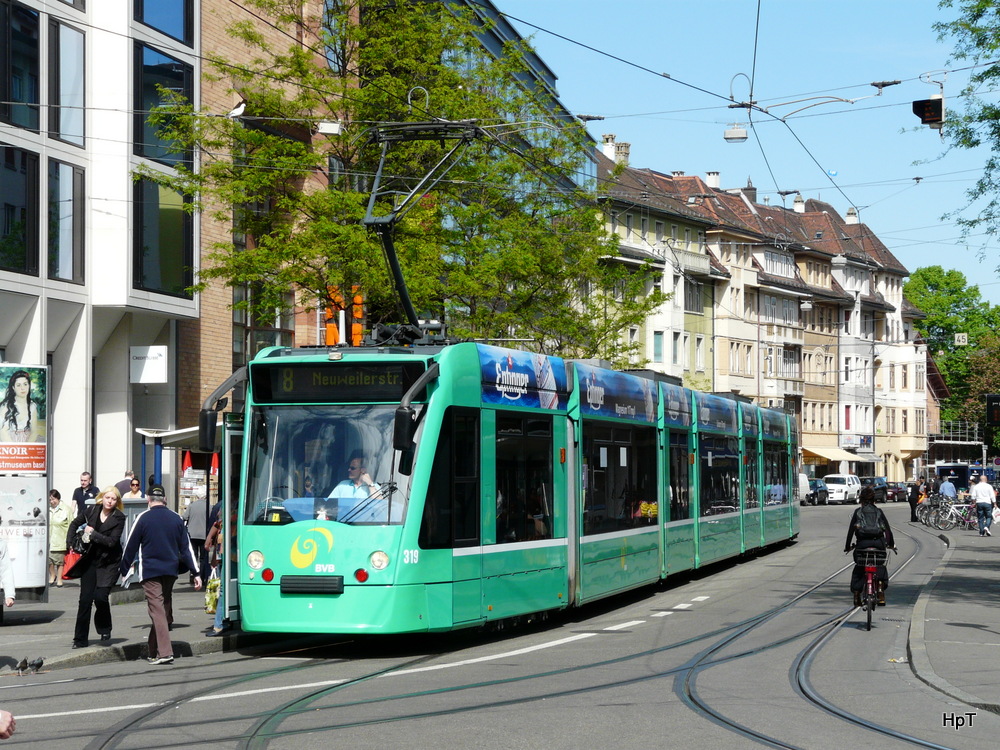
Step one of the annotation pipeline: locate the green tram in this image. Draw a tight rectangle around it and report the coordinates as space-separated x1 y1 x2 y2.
207 342 799 634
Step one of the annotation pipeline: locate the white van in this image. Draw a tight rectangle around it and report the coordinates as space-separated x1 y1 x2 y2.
824 474 861 504
796 473 810 506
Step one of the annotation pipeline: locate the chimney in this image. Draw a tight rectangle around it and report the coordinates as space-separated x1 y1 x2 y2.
615 140 630 166
793 193 805 213
742 177 756 203
672 170 685 177
602 134 617 161
845 206 859 224
706 171 720 189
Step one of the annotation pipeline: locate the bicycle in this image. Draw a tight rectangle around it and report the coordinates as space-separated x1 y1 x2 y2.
931 500 977 531
848 546 895 630
916 493 941 526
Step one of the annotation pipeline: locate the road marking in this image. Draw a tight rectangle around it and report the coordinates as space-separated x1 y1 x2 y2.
392 633 597 676
652 611 673 617
691 596 710 602
19 702 162 720
604 620 645 631
191 679 348 701
673 603 693 609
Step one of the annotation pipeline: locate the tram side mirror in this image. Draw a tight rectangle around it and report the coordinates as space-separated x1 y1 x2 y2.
393 405 416 451
398 449 414 476
199 408 217 453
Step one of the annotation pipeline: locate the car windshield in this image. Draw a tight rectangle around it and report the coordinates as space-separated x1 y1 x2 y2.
826 477 846 485
244 404 411 526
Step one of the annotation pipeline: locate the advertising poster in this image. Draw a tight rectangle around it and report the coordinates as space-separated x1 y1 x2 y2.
477 344 568 410
0 476 48 588
0 365 48 473
0 365 49 591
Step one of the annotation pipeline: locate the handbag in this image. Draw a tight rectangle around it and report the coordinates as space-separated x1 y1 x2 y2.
62 549 85 579
204 568 220 613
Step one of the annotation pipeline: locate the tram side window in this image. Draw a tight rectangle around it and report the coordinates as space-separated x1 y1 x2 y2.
744 445 759 509
763 444 788 505
669 432 691 521
699 435 740 516
583 423 657 534
420 407 480 549
495 414 553 544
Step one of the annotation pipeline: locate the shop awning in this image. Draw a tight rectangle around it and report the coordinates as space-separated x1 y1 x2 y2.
804 446 876 463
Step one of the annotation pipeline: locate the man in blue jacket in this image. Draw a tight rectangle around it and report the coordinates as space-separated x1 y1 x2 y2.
120 485 201 665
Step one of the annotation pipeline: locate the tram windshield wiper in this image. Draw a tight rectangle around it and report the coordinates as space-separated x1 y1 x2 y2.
338 482 397 524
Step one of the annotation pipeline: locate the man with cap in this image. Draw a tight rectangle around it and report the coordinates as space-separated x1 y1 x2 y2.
119 484 201 665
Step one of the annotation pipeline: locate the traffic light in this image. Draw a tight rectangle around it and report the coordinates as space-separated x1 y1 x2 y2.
912 97 944 128
987 394 1000 427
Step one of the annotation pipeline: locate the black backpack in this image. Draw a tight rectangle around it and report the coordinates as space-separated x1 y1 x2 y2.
856 504 884 538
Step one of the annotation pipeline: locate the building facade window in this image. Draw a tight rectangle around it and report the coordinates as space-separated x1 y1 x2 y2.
134 43 193 165
134 178 192 296
48 20 85 146
695 335 704 371
684 279 703 312
652 331 664 363
1 1 40 130
48 159 84 282
135 0 193 46
0 143 39 275
672 332 681 365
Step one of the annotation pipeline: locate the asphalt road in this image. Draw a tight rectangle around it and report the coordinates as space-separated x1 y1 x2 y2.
4 502 994 750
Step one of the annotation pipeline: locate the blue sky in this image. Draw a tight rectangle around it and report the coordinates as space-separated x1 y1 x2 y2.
498 0 1000 304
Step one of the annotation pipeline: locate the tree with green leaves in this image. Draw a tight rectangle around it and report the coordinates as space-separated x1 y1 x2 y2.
951 330 1000 450
935 1 1000 255
903 264 1000 417
142 0 662 366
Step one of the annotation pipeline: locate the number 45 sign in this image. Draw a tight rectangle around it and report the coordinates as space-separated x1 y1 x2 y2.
955 333 968 346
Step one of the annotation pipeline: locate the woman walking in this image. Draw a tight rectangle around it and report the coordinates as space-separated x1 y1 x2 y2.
48 490 72 585
67 487 125 648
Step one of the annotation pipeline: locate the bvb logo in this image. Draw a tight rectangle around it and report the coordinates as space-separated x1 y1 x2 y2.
290 527 334 569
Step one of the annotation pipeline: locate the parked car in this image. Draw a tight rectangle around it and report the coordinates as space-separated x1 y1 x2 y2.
801 478 829 506
887 481 908 503
860 476 889 503
824 474 862 504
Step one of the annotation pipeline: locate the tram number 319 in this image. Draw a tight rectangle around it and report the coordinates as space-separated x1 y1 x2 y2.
403 549 419 564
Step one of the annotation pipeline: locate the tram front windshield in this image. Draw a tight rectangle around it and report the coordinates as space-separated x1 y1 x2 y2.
244 404 408 526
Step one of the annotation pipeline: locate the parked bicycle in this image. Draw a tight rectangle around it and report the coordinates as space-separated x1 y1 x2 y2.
916 493 941 526
930 500 978 532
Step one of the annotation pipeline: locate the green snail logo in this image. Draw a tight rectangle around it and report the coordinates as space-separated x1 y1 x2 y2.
290 527 334 569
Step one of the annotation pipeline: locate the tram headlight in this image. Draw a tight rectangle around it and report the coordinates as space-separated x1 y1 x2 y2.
370 550 389 570
247 550 264 570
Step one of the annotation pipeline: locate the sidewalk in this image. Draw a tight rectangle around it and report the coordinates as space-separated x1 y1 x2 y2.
0 578 248 672
908 522 1000 712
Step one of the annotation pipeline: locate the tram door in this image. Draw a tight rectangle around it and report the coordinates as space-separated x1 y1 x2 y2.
221 415 243 624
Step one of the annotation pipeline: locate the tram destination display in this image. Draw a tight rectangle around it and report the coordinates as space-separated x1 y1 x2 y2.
251 362 426 403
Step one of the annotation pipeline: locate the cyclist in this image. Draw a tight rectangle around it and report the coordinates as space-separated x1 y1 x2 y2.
844 486 897 607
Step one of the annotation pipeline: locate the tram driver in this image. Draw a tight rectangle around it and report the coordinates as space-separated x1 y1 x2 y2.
325 452 381 520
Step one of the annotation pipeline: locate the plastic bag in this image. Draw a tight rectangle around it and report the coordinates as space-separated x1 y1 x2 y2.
204 573 220 614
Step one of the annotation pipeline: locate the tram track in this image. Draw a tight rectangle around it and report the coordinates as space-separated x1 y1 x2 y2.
122 548 875 747
678 524 965 750
27 522 953 750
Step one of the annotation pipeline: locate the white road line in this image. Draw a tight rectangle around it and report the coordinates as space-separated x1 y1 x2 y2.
652 611 673 617
190 679 348 701
19 702 163 720
392 633 597 676
18 633 601 720
604 620 645 631
673 603 693 609
691 596 710 602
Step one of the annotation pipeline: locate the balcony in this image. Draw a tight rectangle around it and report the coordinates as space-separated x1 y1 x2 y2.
672 247 711 276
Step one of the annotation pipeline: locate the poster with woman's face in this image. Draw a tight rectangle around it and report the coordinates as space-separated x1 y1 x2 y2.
0 365 47 474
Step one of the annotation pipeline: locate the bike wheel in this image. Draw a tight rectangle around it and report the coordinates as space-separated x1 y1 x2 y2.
935 511 957 531
865 593 873 630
